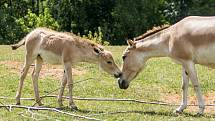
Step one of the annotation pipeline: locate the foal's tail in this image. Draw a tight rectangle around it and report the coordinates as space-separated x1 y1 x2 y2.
11 37 26 50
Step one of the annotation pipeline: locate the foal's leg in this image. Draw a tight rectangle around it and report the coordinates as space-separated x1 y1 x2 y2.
16 54 34 105
64 62 77 110
176 67 189 113
57 70 67 108
183 61 205 115
31 56 43 106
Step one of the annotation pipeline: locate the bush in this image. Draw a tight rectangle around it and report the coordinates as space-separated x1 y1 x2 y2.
82 27 109 45
16 8 59 33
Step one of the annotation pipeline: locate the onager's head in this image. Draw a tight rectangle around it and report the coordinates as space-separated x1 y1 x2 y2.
118 40 147 89
92 44 122 78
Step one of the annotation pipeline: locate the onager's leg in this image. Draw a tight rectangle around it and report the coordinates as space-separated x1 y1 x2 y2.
64 62 77 110
32 56 43 106
183 61 205 115
57 70 67 108
16 54 34 105
176 67 189 113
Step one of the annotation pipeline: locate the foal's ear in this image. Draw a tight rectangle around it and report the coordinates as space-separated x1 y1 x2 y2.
127 40 136 48
93 47 103 55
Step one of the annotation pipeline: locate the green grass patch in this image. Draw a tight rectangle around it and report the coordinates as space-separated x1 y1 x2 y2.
0 45 214 120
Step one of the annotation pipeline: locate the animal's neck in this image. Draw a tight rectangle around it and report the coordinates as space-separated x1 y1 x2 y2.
74 42 99 64
136 30 170 58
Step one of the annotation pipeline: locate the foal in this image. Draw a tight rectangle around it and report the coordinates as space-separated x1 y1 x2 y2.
118 16 215 115
11 28 121 109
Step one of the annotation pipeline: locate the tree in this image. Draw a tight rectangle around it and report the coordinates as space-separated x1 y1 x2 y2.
189 0 215 16
1 0 215 45
0 0 30 44
47 0 73 31
111 0 167 44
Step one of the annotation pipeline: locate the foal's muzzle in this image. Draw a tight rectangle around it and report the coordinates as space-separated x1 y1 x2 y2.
114 72 122 78
118 79 129 89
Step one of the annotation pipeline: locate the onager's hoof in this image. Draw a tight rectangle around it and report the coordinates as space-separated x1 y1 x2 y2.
195 107 204 116
58 100 63 108
196 108 204 116
196 112 204 117
174 109 183 114
58 104 64 108
57 103 64 109
70 105 78 111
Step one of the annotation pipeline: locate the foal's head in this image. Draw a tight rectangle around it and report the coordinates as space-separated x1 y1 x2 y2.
92 44 122 78
118 40 147 89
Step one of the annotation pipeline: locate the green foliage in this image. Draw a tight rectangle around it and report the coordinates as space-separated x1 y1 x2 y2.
0 14 22 44
47 0 73 31
0 0 215 45
83 27 109 45
0 0 28 44
112 0 168 44
16 8 59 33
189 0 215 16
163 0 193 23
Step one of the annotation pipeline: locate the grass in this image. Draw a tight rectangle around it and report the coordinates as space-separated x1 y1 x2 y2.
0 45 215 121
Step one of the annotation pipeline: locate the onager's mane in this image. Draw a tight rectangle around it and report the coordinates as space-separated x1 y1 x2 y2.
133 24 170 41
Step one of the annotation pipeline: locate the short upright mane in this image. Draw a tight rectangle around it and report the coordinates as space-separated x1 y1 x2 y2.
134 24 170 41
62 31 100 47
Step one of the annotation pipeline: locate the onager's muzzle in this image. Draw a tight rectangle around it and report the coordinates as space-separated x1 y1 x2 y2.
117 78 129 89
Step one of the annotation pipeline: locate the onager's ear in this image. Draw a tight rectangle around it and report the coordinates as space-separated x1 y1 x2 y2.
127 40 136 48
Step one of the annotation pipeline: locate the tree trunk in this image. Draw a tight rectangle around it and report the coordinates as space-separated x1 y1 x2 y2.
36 0 40 14
9 0 12 16
41 0 44 13
32 0 35 13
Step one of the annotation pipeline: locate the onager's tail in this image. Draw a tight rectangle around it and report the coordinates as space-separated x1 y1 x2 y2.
11 37 26 50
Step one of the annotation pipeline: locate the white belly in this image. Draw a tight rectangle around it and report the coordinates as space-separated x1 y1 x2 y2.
194 45 215 65
39 50 62 65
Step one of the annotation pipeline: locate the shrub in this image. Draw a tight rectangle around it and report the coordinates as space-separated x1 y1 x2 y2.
82 27 109 45
16 8 59 33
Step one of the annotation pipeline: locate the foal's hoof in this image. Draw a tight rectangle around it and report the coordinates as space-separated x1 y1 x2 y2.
38 102 44 106
16 102 21 105
70 105 78 111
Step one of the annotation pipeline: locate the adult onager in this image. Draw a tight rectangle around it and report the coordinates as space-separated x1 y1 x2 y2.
11 28 121 110
118 16 215 115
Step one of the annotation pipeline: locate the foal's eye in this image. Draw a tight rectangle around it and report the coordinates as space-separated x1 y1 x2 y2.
107 61 112 64
122 56 126 61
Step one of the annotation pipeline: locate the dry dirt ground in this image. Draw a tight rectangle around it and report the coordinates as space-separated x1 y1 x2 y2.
0 60 86 80
163 92 215 113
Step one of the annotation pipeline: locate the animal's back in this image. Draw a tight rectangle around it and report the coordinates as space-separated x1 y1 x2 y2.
171 16 215 66
25 28 76 65
173 16 215 41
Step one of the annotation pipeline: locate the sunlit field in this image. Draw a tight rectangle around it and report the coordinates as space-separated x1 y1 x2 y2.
0 45 214 121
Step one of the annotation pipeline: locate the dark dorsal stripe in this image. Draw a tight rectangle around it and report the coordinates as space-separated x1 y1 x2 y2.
134 24 171 41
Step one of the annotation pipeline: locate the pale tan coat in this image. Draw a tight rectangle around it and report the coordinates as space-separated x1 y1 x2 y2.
12 28 121 109
119 16 215 115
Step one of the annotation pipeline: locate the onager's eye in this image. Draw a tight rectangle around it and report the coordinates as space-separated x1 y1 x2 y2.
122 55 126 61
107 61 112 64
